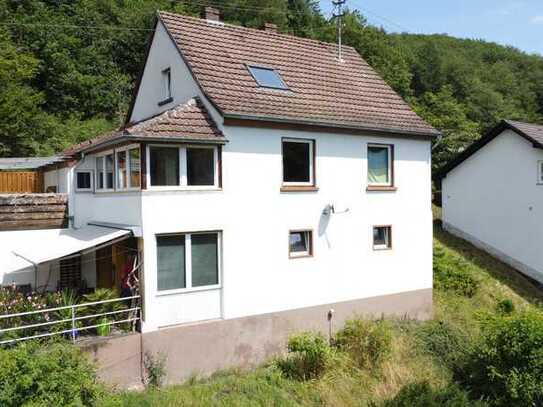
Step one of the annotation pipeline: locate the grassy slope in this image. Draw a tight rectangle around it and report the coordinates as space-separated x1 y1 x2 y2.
101 220 543 407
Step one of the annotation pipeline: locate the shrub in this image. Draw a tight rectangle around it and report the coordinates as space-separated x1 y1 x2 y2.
334 318 392 370
382 381 487 406
496 299 514 315
434 246 479 297
457 312 543 406
144 351 167 388
414 319 470 369
0 340 102 406
276 332 333 380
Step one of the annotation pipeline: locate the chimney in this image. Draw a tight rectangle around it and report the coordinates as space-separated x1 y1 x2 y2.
263 23 278 33
203 6 221 22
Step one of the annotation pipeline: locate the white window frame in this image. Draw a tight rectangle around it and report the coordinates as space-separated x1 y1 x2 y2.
367 144 393 187
159 67 172 105
156 231 222 296
538 160 543 184
282 138 315 186
115 144 141 191
288 230 313 258
146 144 219 191
75 170 93 192
95 150 115 193
373 225 392 250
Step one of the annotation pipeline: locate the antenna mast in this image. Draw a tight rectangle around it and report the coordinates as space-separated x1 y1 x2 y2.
332 0 346 62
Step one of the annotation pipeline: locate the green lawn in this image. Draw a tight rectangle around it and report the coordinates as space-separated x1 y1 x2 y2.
100 221 543 407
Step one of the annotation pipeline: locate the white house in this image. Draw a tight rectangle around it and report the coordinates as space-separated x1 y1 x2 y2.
0 8 436 383
439 120 543 283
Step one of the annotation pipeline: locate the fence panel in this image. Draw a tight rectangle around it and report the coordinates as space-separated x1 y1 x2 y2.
0 171 43 193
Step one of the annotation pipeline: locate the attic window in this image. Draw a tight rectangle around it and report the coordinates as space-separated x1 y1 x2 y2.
158 68 173 106
247 66 288 90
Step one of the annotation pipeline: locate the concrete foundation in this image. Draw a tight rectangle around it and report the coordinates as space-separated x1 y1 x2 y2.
82 288 432 389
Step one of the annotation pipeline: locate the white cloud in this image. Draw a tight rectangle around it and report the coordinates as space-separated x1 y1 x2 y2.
531 15 543 24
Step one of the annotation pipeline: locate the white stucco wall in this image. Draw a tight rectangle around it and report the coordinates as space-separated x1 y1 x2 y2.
44 167 71 193
442 129 543 281
140 127 433 332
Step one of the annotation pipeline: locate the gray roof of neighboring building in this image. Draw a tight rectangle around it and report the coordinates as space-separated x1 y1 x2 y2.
0 156 66 170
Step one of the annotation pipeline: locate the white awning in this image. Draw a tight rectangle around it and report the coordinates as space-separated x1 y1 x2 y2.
0 225 131 273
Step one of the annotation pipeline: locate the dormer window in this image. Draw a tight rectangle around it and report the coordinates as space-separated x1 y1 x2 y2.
248 66 288 90
159 67 173 106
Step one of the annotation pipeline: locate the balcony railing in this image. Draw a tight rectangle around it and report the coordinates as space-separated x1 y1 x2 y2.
0 193 69 231
0 295 140 345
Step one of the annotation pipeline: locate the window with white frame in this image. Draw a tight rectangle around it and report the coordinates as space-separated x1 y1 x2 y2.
149 145 219 188
75 171 93 191
156 232 220 292
289 230 313 258
282 138 314 185
538 161 543 184
95 152 114 191
116 146 141 190
373 226 392 250
368 144 393 186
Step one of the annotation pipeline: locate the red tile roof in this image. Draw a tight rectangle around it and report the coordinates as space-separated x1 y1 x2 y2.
64 98 224 155
158 11 438 137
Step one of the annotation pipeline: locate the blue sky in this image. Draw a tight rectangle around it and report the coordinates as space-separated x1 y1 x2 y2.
319 0 543 56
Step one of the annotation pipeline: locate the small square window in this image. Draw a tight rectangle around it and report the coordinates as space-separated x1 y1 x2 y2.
368 145 393 186
538 161 543 184
248 66 288 89
373 226 392 250
289 230 313 258
282 139 314 185
76 171 92 191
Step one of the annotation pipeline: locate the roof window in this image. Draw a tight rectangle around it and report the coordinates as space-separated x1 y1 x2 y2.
247 66 288 90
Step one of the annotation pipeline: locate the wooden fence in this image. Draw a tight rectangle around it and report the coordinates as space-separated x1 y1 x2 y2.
0 171 44 193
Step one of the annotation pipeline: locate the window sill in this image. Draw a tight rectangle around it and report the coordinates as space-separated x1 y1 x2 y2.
366 185 397 192
144 187 222 193
280 185 319 193
373 246 392 251
156 285 221 297
289 254 314 259
158 97 174 106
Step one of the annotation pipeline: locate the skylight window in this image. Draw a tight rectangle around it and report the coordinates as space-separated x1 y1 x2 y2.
248 66 288 89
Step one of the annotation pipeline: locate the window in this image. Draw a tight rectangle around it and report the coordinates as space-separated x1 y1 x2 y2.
156 232 220 292
187 148 215 186
282 139 314 185
116 146 141 190
150 147 180 186
117 150 127 189
368 144 393 187
289 230 313 258
248 66 288 89
95 152 114 191
373 226 392 250
148 145 219 188
159 68 172 105
157 235 186 291
538 161 543 184
75 171 92 191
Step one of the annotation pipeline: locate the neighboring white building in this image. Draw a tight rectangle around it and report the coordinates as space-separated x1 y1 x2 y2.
439 120 543 283
0 8 436 380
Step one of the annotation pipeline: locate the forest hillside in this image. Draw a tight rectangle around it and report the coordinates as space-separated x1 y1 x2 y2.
1 0 542 170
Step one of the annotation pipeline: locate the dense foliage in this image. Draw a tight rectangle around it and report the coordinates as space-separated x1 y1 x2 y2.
0 341 102 406
1 0 542 168
457 312 543 406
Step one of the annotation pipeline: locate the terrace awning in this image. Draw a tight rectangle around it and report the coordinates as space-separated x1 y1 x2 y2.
0 225 131 273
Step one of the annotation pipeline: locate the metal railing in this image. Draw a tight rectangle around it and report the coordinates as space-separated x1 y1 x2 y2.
0 295 140 345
